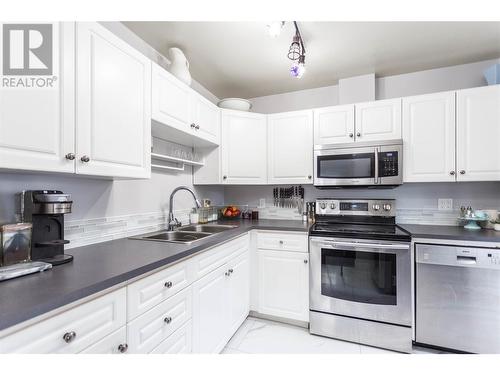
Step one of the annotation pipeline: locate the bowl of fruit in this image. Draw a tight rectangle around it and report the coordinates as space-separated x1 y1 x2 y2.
220 205 241 219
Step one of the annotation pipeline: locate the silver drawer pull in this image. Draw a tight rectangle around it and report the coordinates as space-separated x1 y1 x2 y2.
279 240 284 245
164 316 172 324
118 343 128 353
63 331 76 343
164 281 173 288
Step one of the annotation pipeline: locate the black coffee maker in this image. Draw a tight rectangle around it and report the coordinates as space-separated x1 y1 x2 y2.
20 190 73 265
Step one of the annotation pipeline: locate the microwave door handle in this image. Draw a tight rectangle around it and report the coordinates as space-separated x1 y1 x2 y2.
374 148 379 184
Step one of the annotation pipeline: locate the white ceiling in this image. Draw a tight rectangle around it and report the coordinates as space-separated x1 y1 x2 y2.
123 21 500 99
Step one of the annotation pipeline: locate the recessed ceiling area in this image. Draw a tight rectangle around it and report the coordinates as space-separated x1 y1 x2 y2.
123 21 500 99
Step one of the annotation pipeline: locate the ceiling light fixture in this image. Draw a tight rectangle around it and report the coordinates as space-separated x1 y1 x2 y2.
288 22 306 79
267 21 284 38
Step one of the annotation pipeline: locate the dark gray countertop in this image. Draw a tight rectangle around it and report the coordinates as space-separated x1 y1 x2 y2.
399 224 500 243
0 219 309 332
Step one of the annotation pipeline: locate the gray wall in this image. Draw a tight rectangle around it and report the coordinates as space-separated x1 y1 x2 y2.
249 58 500 113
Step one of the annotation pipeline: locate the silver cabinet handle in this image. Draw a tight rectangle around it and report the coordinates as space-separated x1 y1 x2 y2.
164 281 173 288
228 268 233 274
195 124 200 130
118 343 128 353
80 155 90 163
279 240 284 245
460 170 466 175
63 331 76 343
356 132 361 137
225 271 230 276
304 259 308 264
349 133 354 138
190 123 196 129
450 171 456 175
223 176 227 180
307 175 312 179
65 153 75 160
164 316 172 324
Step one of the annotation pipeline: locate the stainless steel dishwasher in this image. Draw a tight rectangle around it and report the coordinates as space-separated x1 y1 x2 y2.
415 243 500 353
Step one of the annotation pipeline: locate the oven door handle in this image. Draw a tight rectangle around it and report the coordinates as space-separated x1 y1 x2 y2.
310 239 409 251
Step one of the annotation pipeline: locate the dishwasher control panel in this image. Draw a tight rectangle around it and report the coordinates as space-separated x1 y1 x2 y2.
416 244 500 269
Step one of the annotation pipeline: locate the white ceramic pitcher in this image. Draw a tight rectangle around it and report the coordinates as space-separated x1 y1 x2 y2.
168 47 192 85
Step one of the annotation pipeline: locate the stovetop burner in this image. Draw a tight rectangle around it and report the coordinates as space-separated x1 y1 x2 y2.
310 222 410 241
310 198 410 241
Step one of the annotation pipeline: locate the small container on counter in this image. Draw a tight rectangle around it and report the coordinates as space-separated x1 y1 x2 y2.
1 223 33 267
251 210 259 220
189 208 199 224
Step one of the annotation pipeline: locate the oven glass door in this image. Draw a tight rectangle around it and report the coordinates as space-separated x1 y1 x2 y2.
321 248 396 305
309 238 411 326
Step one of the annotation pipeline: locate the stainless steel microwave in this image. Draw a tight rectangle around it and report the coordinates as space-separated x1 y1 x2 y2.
313 140 403 188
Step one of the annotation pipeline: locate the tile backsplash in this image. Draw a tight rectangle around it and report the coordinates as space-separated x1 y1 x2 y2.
65 209 191 249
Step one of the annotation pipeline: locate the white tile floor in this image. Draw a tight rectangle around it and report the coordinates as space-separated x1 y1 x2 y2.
222 317 442 354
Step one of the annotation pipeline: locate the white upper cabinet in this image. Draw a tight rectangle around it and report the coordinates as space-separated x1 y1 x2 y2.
355 98 402 142
76 22 151 178
151 62 191 132
268 110 313 184
456 85 500 181
221 109 267 184
403 92 456 182
189 91 220 145
151 63 219 147
313 104 355 145
0 22 75 173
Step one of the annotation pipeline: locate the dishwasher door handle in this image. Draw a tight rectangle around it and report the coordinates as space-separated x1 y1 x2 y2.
457 255 477 265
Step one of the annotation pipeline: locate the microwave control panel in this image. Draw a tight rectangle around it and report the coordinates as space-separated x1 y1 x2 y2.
378 151 399 177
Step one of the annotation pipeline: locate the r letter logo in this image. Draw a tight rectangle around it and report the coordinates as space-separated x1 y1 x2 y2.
2 24 53 76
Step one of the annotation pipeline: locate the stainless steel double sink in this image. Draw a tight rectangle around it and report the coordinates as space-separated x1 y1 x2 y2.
129 224 238 244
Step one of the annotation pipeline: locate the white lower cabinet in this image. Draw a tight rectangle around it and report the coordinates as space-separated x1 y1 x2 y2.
257 249 309 322
192 242 250 353
150 320 192 354
80 327 128 354
127 286 192 354
0 288 126 354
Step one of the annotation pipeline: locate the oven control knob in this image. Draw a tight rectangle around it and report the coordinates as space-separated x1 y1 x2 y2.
383 204 392 211
320 202 327 210
372 204 380 211
330 203 336 210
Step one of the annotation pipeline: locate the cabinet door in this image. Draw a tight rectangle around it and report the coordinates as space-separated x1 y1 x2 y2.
268 110 313 184
257 250 309 322
76 22 151 178
402 92 456 182
0 22 75 173
192 265 230 353
0 288 126 353
228 249 250 335
355 98 402 142
152 63 191 131
221 110 267 184
313 105 355 145
457 85 500 181
190 92 220 145
80 327 127 354
150 320 192 354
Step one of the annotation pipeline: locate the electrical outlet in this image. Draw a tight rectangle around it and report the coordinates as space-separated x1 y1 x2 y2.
259 198 266 208
438 198 453 211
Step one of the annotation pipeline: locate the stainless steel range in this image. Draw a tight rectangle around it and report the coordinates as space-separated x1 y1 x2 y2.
309 198 412 353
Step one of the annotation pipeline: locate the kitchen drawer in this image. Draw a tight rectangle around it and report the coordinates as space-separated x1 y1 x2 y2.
192 234 249 279
150 320 192 354
256 231 308 253
127 259 194 320
127 286 192 353
80 327 127 354
0 288 126 353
